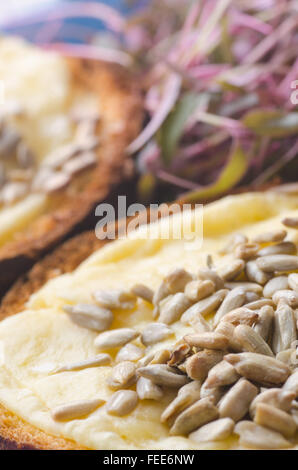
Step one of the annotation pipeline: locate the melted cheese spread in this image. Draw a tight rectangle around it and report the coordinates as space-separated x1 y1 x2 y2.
0 192 298 449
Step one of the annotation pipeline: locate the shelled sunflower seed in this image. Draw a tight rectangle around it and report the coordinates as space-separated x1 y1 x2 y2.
63 303 113 331
107 361 137 390
53 354 112 373
234 421 291 449
93 289 137 310
141 322 173 346
158 293 191 324
161 381 201 424
218 378 258 422
181 289 228 324
213 287 246 326
136 377 163 400
249 388 295 418
189 417 234 443
51 398 105 421
94 328 139 350
106 390 138 416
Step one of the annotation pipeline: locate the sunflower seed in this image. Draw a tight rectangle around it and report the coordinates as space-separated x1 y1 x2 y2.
161 381 201 424
181 290 228 324
263 276 289 298
283 370 298 397
168 343 191 366
218 378 258 422
106 390 138 416
224 352 291 386
249 388 295 418
158 293 191 325
0 126 20 157
116 344 144 363
164 268 193 294
254 403 296 438
94 328 139 350
213 288 246 326
153 280 171 305
290 403 298 426
42 143 78 169
63 151 96 175
150 349 171 364
1 181 28 204
288 273 298 291
245 260 272 285
138 353 155 368
107 361 137 390
244 291 260 303
197 268 224 290
272 289 298 307
141 322 173 346
204 361 239 388
234 421 291 449
137 364 189 388
244 298 274 310
51 398 104 421
63 303 114 332
276 349 296 368
218 259 245 282
257 254 298 273
43 171 71 193
191 313 211 333
220 307 259 327
185 350 223 381
272 303 296 354
169 397 219 436
93 289 136 310
206 254 213 269
234 243 259 260
131 284 154 303
183 332 229 350
54 354 111 373
189 417 234 443
253 230 287 244
136 377 163 400
215 321 243 352
224 281 263 295
220 233 248 255
253 305 274 341
258 242 297 257
234 324 274 356
282 217 298 228
184 279 215 302
199 382 224 404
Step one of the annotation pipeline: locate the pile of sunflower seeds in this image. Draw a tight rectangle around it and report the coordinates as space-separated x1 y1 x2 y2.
0 105 100 205
56 223 298 449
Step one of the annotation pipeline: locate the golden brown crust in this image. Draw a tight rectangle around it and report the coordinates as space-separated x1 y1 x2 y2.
0 57 143 294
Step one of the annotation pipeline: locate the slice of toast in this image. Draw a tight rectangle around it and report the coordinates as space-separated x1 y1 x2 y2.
0 39 142 295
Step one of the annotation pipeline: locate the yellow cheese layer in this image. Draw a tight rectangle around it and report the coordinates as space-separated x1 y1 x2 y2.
0 192 298 449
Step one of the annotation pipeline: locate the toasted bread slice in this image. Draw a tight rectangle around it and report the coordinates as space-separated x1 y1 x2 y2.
0 39 142 294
